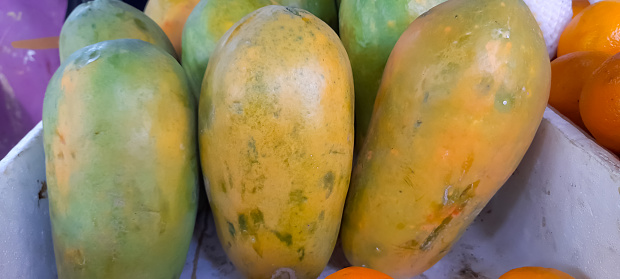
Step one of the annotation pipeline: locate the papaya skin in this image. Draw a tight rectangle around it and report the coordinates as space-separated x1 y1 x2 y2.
144 0 201 58
199 6 353 279
340 0 550 278
59 0 177 62
182 0 337 98
339 0 446 154
43 39 198 279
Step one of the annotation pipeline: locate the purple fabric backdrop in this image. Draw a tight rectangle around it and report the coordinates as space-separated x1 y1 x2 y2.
0 0 65 158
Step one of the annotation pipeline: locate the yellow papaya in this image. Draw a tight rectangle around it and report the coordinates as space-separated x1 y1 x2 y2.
42 39 197 278
340 0 550 277
199 6 353 279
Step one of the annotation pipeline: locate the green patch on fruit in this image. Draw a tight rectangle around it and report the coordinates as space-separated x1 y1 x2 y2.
272 230 292 246
289 189 308 205
250 209 264 225
323 171 335 198
297 247 305 261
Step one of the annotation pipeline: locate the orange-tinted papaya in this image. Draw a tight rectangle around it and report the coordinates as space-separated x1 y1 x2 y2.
340 0 550 277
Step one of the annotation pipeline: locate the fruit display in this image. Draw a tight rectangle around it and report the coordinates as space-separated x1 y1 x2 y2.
16 0 616 278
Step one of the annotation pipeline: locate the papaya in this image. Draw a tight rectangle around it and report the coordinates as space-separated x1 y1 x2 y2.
182 0 337 97
144 0 201 57
340 0 550 278
60 0 176 62
42 39 198 278
199 6 353 279
339 0 446 154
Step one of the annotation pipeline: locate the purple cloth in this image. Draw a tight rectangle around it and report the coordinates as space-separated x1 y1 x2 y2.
0 0 65 158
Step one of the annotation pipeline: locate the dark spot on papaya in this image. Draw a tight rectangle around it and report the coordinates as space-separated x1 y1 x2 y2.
114 12 124 19
57 152 64 159
415 120 423 128
71 152 75 159
238 214 248 232
227 222 236 237
37 181 47 206
251 209 264 225
272 231 292 246
220 182 227 193
420 216 453 251
477 75 494 94
399 239 419 250
323 171 335 198
91 23 96 29
423 92 429 103
297 247 305 261
318 210 325 221
289 190 308 205
133 18 147 31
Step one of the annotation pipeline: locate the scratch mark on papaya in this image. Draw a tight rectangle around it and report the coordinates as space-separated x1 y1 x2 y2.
227 222 236 237
421 216 453 251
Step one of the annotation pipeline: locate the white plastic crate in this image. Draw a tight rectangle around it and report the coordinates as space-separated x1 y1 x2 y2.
1 106 618 279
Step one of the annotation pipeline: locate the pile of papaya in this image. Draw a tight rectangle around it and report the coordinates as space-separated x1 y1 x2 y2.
42 0 556 278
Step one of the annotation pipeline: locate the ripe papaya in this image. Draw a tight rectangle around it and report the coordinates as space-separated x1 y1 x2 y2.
199 6 353 279
340 0 550 278
60 0 176 62
339 0 446 154
182 0 338 97
144 0 201 57
43 39 198 278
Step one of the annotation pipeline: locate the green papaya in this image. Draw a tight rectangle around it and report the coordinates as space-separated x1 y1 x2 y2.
199 6 353 279
340 0 550 277
60 0 176 62
43 39 198 278
182 0 337 97
339 0 446 153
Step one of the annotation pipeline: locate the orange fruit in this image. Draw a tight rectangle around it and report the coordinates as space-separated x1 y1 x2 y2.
558 0 620 56
549 51 610 130
326 266 394 279
580 52 620 154
572 0 590 18
499 266 575 279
